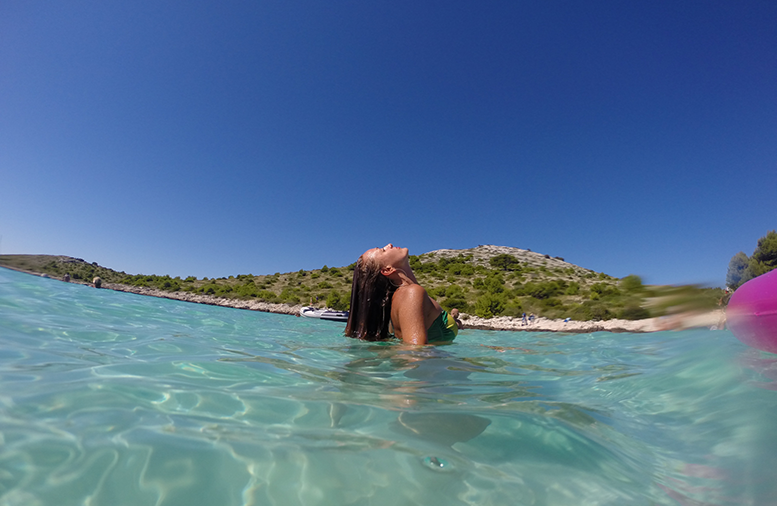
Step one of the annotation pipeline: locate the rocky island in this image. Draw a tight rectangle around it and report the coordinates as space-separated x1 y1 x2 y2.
0 246 724 333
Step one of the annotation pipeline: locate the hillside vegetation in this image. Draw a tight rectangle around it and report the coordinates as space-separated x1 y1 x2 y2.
0 245 722 321
726 230 777 289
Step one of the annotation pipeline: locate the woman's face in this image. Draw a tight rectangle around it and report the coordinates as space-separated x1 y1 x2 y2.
363 243 408 269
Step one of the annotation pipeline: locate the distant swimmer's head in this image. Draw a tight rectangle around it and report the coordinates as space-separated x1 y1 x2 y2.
93 276 102 288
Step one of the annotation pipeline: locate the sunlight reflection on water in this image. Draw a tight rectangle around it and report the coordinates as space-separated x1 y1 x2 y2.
1 267 776 505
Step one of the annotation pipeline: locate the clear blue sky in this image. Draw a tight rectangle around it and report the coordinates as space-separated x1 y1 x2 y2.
2 1 775 287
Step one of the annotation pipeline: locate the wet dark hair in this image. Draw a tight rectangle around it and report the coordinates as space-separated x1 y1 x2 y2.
345 255 397 341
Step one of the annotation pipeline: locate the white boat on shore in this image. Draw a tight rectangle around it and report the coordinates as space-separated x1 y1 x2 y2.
300 306 349 322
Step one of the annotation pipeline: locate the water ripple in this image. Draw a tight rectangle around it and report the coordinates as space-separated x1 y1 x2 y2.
1 267 776 505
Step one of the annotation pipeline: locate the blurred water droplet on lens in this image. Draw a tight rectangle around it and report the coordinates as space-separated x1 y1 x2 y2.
423 456 452 471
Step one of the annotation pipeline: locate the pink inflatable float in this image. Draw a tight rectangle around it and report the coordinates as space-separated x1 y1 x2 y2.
727 268 777 354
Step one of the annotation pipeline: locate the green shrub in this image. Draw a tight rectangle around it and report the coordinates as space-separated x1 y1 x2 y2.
590 305 613 320
620 275 643 293
440 285 468 313
620 306 650 320
280 288 300 304
441 297 468 313
257 290 280 303
236 283 259 298
429 286 446 298
162 280 180 292
446 263 463 275
484 272 505 294
446 284 466 297
525 281 562 299
569 301 614 321
326 290 349 311
490 254 521 271
503 303 523 317
590 283 619 298
474 293 506 318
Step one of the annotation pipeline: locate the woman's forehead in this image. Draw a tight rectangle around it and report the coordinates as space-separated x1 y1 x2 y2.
360 249 381 266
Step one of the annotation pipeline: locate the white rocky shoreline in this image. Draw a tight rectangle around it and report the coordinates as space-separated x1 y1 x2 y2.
10 266 722 333
102 282 305 316
458 311 722 333
101 281 722 334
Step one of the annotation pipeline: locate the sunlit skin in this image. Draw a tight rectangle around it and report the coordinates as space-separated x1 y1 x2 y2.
362 243 448 345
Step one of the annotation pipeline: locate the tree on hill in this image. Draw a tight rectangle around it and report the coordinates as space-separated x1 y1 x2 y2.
489 254 521 271
727 230 777 289
726 252 750 289
751 230 777 273
619 275 643 293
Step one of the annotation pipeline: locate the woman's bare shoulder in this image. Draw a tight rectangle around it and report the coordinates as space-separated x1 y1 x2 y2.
392 284 426 306
398 284 426 298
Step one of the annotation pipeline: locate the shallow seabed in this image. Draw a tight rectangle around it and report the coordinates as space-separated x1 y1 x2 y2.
1 267 776 506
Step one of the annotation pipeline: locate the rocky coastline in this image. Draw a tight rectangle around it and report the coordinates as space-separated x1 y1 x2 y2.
457 310 722 333
103 281 305 316
9 267 723 333
100 279 724 333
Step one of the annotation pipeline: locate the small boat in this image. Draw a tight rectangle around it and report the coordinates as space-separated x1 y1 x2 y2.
300 306 349 322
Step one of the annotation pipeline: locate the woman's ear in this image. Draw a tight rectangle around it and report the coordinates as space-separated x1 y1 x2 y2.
380 265 396 277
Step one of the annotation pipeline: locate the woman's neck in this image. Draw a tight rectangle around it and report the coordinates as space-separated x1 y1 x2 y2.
392 265 418 286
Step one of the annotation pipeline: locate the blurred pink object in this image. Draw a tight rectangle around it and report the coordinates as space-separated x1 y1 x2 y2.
727 269 777 354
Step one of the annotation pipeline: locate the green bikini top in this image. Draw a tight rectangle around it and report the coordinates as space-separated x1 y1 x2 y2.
426 310 458 343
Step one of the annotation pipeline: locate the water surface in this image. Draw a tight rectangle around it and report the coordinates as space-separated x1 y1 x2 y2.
1 267 776 505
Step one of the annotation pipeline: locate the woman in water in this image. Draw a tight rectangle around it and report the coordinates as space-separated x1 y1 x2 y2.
345 244 458 345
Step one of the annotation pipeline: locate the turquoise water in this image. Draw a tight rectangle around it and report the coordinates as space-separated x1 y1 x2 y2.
1 267 776 506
